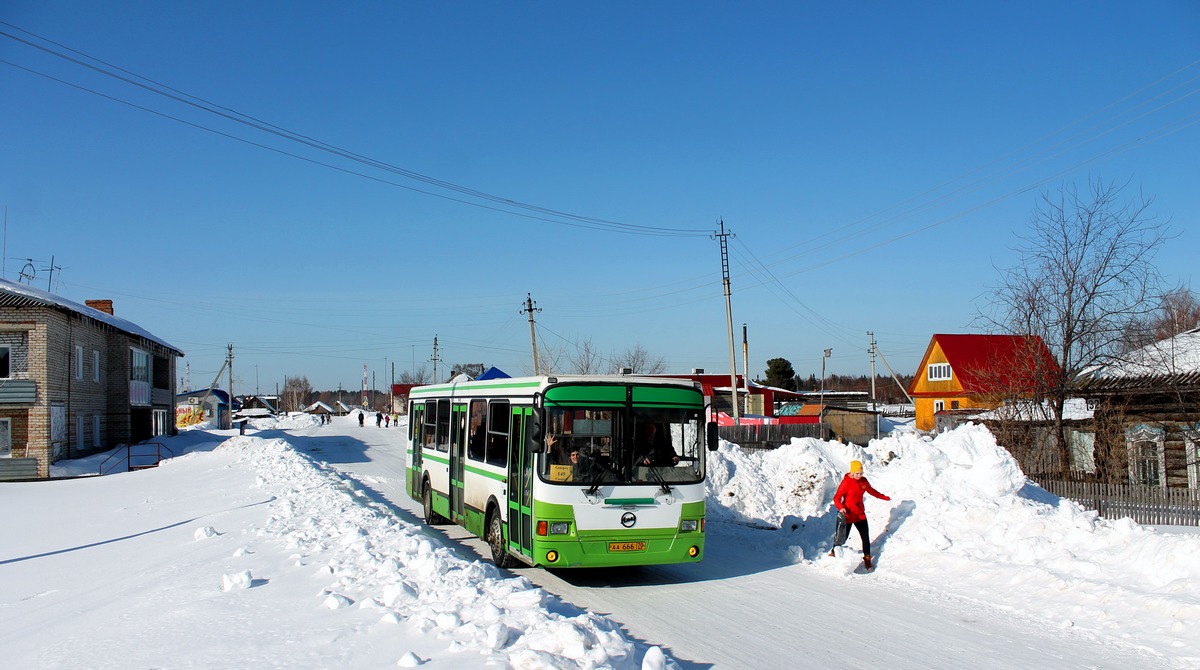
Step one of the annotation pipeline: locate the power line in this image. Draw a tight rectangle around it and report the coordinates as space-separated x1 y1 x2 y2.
0 23 710 238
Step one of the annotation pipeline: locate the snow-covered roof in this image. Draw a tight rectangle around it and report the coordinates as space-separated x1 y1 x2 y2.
964 397 1093 422
0 278 182 355
304 401 334 413
1075 326 1200 391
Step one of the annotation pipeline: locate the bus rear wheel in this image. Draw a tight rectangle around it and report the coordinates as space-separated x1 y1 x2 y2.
487 511 517 569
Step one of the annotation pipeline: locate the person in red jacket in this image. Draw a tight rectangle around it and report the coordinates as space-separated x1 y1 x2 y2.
829 459 891 569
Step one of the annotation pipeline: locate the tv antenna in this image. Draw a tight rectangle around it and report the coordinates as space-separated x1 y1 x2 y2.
18 259 35 284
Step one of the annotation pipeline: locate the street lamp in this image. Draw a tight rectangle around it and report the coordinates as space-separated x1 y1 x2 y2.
819 348 832 409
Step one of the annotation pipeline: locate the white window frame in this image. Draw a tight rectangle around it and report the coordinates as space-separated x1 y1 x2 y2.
1185 424 1200 490
1070 429 1097 474
152 409 169 437
0 418 11 457
93 349 101 383
933 399 945 413
927 363 952 381
75 344 85 380
130 347 151 406
1126 424 1165 487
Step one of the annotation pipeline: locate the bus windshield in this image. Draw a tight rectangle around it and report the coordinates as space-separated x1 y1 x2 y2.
539 406 706 486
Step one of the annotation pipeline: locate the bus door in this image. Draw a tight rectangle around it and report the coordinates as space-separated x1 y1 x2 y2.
408 404 424 500
506 407 535 560
450 403 467 523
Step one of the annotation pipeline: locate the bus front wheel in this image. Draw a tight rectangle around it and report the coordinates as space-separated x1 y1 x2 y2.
487 511 517 569
423 482 445 525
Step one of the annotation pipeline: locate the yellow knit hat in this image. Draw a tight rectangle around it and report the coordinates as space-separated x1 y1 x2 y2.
849 460 863 473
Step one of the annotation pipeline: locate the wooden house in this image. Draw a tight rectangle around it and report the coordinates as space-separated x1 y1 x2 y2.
908 334 1058 432
1072 327 1200 488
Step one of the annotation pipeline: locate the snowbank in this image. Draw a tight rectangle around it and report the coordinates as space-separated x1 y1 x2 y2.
218 435 656 668
707 423 1200 661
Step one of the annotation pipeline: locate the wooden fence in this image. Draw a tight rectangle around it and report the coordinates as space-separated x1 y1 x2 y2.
1035 479 1200 526
719 424 827 452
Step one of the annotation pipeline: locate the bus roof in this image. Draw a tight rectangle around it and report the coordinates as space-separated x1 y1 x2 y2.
408 374 701 398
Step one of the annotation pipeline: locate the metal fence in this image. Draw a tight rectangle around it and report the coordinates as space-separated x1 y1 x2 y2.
1035 479 1200 526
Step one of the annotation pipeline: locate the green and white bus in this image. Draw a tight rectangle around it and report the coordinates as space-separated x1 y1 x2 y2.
406 374 718 568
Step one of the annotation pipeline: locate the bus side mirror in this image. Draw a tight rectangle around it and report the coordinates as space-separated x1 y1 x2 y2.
706 422 720 451
527 409 545 453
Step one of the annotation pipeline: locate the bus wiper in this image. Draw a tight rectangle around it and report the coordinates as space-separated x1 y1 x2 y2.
644 464 672 495
584 459 615 496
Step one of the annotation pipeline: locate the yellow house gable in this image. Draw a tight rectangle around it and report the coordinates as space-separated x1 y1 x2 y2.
910 340 964 396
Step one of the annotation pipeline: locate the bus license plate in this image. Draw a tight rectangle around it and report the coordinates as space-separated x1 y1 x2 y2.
608 541 646 552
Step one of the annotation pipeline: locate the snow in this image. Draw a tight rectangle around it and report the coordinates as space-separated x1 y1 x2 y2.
1080 326 1200 379
2 415 1197 668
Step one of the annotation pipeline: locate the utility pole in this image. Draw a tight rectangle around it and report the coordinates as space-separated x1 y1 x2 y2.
430 335 442 383
869 332 879 440
226 344 234 411
712 220 739 424
521 293 543 375
820 348 832 409
742 323 750 415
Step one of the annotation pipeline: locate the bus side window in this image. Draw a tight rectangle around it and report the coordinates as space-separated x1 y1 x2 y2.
487 400 509 467
436 399 451 452
422 402 437 451
410 403 423 443
468 399 487 461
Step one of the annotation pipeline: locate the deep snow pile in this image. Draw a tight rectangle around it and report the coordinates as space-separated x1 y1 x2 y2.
219 434 659 669
249 412 323 430
706 423 1200 660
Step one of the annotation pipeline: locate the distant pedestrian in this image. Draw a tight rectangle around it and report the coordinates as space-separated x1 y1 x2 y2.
375 411 383 427
384 414 390 428
829 459 891 570
358 411 364 427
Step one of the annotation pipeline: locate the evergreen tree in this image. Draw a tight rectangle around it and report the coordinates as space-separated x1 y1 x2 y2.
763 358 797 390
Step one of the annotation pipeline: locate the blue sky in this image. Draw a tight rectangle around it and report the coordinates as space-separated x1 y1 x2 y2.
2 2 1198 394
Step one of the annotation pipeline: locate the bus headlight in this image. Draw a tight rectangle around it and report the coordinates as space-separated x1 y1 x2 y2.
688 545 700 557
546 550 560 563
680 519 698 532
549 522 570 535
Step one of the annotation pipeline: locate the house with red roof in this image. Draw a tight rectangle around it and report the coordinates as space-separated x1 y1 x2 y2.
908 334 1059 431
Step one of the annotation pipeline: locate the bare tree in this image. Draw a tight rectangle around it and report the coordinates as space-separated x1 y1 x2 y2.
1120 287 1200 352
980 179 1171 475
610 344 667 374
449 363 486 379
282 375 313 413
567 337 604 374
399 367 431 385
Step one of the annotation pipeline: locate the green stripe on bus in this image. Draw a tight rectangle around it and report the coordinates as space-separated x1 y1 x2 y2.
632 385 704 406
544 385 626 404
463 464 507 482
604 498 656 506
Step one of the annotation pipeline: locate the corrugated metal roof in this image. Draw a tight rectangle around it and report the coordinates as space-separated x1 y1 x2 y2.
912 333 1058 395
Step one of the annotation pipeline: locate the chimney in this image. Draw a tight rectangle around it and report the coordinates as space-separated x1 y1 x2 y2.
86 299 114 315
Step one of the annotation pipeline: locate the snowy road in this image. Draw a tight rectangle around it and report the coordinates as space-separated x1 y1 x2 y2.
293 421 1172 669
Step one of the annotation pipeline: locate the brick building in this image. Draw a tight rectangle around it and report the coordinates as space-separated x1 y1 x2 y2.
0 279 183 479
